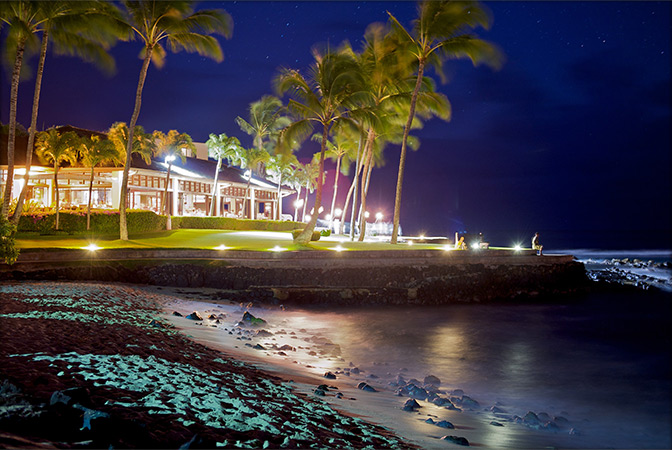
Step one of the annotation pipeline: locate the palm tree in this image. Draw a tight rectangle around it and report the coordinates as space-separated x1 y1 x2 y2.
9 1 123 225
235 95 291 158
275 48 366 244
267 150 299 220
387 0 503 244
153 130 193 230
78 135 122 230
34 129 79 230
239 147 270 219
205 132 242 216
0 1 41 218
116 0 232 240
107 122 155 166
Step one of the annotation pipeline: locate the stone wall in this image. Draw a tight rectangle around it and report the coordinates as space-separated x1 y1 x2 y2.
1 250 590 305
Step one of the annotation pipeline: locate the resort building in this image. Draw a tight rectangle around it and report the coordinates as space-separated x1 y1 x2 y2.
1 126 294 220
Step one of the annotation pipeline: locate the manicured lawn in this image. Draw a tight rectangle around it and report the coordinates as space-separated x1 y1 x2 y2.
15 229 454 252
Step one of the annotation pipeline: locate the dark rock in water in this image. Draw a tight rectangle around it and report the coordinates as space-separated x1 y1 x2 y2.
335 392 343 399
459 395 480 409
350 367 361 374
544 421 560 432
314 388 326 396
490 405 507 414
397 383 429 400
537 412 551 422
433 397 455 408
185 311 203 321
278 344 295 351
366 374 379 379
172 311 183 317
451 389 464 397
50 387 90 408
252 344 265 350
77 405 110 431
490 421 504 427
402 398 421 411
207 314 218 320
357 382 377 392
425 418 436 424
324 372 337 380
423 375 441 387
521 411 541 428
237 311 267 327
441 435 469 446
436 420 454 429
255 329 273 337
553 416 570 427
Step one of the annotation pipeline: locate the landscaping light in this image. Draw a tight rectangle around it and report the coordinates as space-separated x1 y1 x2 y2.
270 245 286 252
471 243 480 250
419 234 425 240
214 245 229 251
333 245 345 252
83 243 101 252
514 244 522 252
407 241 413 246
443 245 453 251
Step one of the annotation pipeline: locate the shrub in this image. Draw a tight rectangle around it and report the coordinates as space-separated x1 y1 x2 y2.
291 229 321 241
17 210 166 235
0 215 19 265
172 216 303 232
320 229 331 237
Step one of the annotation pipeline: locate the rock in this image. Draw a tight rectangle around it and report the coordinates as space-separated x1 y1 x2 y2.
458 395 480 409
441 435 469 446
335 392 343 399
490 421 504 427
544 421 560 432
148 319 165 328
490 405 507 414
425 418 436 424
314 388 326 396
396 383 429 400
77 406 110 431
537 412 551 422
521 411 541 428
278 344 295 351
237 311 267 327
423 375 441 387
402 398 421 411
357 382 377 392
185 311 203 321
172 311 183 317
433 397 455 408
366 374 379 379
324 372 336 380
255 330 274 337
252 344 265 350
451 389 464 397
207 314 217 320
553 416 570 427
436 420 454 429
350 367 360 374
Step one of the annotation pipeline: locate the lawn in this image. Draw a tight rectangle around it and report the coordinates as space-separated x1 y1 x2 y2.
15 229 457 252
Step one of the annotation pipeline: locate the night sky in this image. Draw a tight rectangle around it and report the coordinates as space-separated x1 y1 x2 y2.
2 1 670 249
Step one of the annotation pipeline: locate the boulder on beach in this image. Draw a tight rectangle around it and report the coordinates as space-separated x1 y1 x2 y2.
185 312 203 321
236 311 267 327
172 311 183 317
441 435 469 446
433 397 455 408
357 382 377 392
396 383 429 400
457 395 480 409
402 398 421 411
436 420 454 429
324 372 337 380
255 330 273 337
423 375 441 387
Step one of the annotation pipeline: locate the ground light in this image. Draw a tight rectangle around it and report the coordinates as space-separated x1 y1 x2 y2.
514 244 522 251
407 241 414 246
214 245 229 251
443 244 453 251
270 246 286 252
332 245 346 252
83 243 101 251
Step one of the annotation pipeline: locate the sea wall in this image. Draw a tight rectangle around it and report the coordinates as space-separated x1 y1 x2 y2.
1 249 590 305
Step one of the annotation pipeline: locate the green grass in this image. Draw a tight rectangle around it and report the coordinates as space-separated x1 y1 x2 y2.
15 229 467 252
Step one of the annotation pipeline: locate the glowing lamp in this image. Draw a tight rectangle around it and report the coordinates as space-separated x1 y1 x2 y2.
83 244 101 252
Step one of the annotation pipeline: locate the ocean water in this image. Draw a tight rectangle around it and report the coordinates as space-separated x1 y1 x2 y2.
165 249 672 449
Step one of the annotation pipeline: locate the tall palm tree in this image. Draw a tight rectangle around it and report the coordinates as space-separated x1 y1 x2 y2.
78 135 122 230
275 48 366 244
107 122 155 166
153 129 193 229
9 1 123 225
235 95 291 157
205 132 242 216
34 129 79 230
387 0 503 243
0 1 41 218
267 150 299 221
239 147 270 219
116 0 232 240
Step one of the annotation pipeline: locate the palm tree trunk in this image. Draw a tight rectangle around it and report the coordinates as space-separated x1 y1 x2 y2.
120 46 153 240
245 177 252 219
209 157 222 216
302 185 309 221
340 130 365 235
328 155 341 231
87 165 94 230
276 174 282 220
351 128 374 239
12 27 49 225
1 37 26 218
391 60 425 244
358 132 375 241
295 123 329 244
293 185 302 222
53 163 60 230
163 162 173 230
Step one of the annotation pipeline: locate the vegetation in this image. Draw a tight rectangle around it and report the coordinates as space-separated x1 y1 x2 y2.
153 130 194 230
205 133 243 216
0 213 19 264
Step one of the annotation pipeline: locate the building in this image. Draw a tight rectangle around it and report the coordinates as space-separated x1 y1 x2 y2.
1 126 294 220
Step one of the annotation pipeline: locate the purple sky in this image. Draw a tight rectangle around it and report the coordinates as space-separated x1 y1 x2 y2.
2 1 670 249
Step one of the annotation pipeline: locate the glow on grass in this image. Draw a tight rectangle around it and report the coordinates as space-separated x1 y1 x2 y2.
214 244 230 251
443 244 453 251
332 245 346 252
514 244 522 251
83 243 101 251
270 245 286 252
407 241 413 246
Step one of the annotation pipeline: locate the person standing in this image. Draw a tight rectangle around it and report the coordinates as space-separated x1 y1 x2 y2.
532 232 543 256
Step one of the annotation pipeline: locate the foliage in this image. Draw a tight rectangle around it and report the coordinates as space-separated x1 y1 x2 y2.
17 210 166 235
172 216 302 232
0 214 19 265
291 229 321 241
320 229 331 237
108 122 156 164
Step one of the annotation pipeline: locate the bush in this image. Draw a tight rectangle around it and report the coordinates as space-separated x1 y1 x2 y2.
17 210 167 235
320 228 331 237
291 229 321 241
0 215 19 265
172 216 303 232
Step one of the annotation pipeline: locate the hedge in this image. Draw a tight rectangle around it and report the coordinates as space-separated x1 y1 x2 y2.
18 210 166 235
171 216 303 232
17 210 305 235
